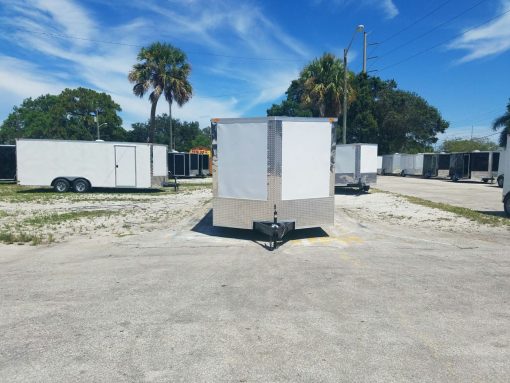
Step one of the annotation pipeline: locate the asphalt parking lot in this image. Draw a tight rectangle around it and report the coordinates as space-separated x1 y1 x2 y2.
376 175 503 214
0 180 509 382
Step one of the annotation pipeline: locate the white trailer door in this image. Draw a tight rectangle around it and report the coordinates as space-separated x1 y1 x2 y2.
115 146 136 187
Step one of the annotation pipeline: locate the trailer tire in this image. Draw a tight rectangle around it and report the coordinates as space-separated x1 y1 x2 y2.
497 175 504 188
73 178 90 193
504 194 510 217
452 175 459 182
53 178 70 193
400 170 406 177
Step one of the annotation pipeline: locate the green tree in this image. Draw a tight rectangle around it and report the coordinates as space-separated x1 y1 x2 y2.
267 58 448 153
492 99 510 147
126 114 210 152
300 53 351 117
439 138 499 153
0 88 124 144
128 42 192 145
267 80 313 117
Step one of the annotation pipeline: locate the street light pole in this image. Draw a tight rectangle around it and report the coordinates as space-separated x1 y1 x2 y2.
342 24 364 144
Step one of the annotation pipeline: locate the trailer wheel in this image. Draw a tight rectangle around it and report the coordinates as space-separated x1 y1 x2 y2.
452 175 459 182
400 170 406 177
497 175 504 188
73 178 90 193
53 178 70 193
504 194 510 217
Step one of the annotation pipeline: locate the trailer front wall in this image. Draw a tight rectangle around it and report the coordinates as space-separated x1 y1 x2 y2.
213 118 335 229
17 140 151 188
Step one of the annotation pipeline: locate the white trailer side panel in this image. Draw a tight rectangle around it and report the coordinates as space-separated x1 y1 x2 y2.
281 121 331 200
217 122 268 200
377 156 383 174
16 140 153 188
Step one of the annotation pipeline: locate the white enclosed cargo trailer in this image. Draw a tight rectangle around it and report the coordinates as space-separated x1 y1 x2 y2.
502 136 510 216
382 153 402 175
401 153 424 176
335 143 378 191
211 117 336 249
16 139 167 192
377 156 383 175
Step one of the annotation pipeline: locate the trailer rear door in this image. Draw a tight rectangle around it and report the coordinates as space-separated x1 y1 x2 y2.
115 145 136 187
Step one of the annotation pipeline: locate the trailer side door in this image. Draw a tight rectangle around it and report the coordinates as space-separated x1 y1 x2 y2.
115 145 136 187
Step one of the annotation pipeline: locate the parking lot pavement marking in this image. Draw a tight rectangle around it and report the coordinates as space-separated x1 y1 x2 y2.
287 234 364 248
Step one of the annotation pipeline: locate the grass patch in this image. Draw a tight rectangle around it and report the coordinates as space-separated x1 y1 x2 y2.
0 210 8 218
0 231 44 245
23 210 116 227
373 188 509 227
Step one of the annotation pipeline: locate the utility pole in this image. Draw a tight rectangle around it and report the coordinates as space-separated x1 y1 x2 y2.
343 48 348 144
362 31 367 74
95 109 100 141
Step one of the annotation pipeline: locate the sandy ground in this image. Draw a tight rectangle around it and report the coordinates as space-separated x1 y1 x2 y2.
0 182 509 382
0 186 211 244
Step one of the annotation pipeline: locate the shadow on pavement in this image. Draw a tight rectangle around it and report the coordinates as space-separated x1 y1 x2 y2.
191 209 329 249
334 187 365 196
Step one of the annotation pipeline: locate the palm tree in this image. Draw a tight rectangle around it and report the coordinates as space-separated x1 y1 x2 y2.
128 42 192 146
493 99 510 147
163 50 192 151
300 53 353 117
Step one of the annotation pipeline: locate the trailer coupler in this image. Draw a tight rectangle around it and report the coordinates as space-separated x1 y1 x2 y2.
253 205 295 251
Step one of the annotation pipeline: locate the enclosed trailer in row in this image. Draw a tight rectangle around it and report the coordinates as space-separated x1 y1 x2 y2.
0 145 16 181
168 152 209 178
449 151 499 183
401 153 424 176
212 116 336 249
421 153 451 178
381 153 402 175
335 143 377 191
16 139 168 192
377 156 383 175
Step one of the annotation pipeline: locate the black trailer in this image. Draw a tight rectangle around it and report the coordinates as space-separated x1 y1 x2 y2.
168 152 210 178
422 153 450 178
0 145 16 181
449 151 499 182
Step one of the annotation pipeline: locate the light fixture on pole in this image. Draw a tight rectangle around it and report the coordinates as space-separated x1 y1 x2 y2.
342 24 364 144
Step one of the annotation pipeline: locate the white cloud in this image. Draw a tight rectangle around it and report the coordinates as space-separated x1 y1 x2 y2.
313 0 398 19
0 0 310 130
448 0 510 63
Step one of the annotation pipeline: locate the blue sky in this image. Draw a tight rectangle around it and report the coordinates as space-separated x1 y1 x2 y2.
0 0 509 144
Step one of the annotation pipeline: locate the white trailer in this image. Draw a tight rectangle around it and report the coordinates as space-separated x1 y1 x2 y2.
211 117 336 249
401 153 424 176
502 136 510 216
382 153 402 175
497 149 505 188
335 143 378 191
377 156 383 175
16 139 167 192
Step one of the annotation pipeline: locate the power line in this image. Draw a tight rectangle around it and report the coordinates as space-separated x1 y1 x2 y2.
376 7 510 73
12 26 308 63
371 0 489 65
379 0 454 45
